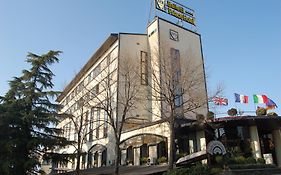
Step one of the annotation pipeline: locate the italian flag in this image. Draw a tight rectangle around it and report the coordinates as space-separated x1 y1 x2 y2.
253 94 268 104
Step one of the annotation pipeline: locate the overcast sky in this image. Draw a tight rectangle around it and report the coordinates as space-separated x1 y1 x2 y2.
1 0 280 116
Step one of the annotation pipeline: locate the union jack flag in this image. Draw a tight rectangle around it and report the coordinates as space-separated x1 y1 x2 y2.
212 97 228 106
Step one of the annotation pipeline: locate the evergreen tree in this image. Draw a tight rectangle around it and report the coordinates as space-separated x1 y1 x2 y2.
0 51 69 174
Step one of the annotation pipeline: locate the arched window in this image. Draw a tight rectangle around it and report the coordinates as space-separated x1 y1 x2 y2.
140 144 149 158
126 146 134 164
157 141 167 158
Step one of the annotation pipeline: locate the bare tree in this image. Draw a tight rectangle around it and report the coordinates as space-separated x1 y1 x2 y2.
61 94 105 175
60 55 140 175
94 56 140 175
146 46 221 170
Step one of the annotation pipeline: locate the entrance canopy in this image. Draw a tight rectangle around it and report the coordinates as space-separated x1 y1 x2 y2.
176 150 207 165
120 134 167 149
88 144 106 153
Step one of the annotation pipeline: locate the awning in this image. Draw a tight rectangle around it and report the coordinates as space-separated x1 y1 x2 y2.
176 150 207 165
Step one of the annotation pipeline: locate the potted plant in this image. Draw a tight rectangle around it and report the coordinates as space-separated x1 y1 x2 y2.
207 111 215 120
157 156 167 164
140 157 148 165
256 107 267 116
227 108 238 116
126 159 133 165
267 112 278 117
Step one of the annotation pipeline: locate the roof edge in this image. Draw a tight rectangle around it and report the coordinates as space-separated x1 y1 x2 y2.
56 33 118 102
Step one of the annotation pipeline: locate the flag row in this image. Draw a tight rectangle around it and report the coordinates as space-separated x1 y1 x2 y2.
212 93 278 109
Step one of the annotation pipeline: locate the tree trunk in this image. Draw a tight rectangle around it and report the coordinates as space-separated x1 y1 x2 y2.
168 118 175 170
76 135 81 175
114 140 120 175
76 150 81 175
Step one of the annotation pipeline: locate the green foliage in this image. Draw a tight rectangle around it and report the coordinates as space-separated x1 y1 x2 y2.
245 157 256 164
215 155 224 165
164 168 189 175
267 112 278 117
157 156 167 164
164 164 210 175
0 51 70 174
210 167 223 175
176 152 188 161
257 158 265 164
187 164 210 175
207 111 215 120
256 107 267 116
227 108 238 116
140 157 149 165
228 164 275 169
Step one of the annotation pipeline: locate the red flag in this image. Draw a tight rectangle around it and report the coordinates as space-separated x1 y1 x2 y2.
212 97 228 106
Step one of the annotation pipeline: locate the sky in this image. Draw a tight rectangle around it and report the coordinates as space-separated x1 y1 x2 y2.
0 0 280 116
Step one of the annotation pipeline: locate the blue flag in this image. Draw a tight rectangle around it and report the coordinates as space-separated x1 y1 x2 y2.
266 98 278 109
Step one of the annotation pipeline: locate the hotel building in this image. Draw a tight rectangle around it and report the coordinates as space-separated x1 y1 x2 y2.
53 17 208 172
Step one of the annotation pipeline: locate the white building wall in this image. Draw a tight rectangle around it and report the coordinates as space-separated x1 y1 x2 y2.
56 17 208 171
157 18 208 119
118 34 152 123
147 19 162 122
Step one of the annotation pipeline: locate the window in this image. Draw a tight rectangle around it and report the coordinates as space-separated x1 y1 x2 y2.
110 47 118 62
90 84 99 98
84 111 89 142
93 64 101 78
95 83 99 94
140 144 149 158
63 122 71 140
103 111 108 138
89 108 94 141
170 48 183 107
96 107 100 139
140 51 148 85
175 87 183 107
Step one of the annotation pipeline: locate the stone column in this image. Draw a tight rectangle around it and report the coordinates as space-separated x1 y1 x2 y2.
134 147 140 165
196 130 207 164
273 129 281 167
196 130 206 151
149 145 157 164
98 152 102 167
249 125 262 159
189 139 194 154
121 149 126 165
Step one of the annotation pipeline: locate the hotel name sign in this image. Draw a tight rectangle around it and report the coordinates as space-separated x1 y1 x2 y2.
155 0 195 26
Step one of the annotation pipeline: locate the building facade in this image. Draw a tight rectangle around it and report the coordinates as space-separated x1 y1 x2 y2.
54 17 208 172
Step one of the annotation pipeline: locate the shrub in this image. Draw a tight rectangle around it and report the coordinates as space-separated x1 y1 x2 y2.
163 168 189 175
140 157 149 165
227 108 238 116
234 156 246 164
210 167 223 175
188 164 210 175
257 158 265 164
157 156 167 164
228 164 275 169
164 164 210 175
256 107 267 116
207 111 215 120
215 155 224 165
267 112 278 117
176 152 187 160
245 157 256 164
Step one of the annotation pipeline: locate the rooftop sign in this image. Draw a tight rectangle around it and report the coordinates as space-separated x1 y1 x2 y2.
155 0 196 26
